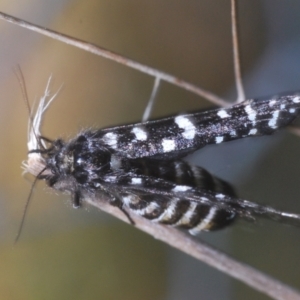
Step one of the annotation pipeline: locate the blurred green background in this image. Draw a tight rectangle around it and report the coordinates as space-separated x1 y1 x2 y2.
0 1 300 299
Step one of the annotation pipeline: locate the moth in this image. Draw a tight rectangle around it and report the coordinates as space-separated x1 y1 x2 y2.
24 83 300 236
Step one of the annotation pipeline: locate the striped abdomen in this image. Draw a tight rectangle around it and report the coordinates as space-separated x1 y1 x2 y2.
121 193 236 235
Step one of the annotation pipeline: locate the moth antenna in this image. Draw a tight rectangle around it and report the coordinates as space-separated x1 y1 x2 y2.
22 75 62 176
13 65 43 150
27 75 58 150
16 72 62 242
14 167 47 244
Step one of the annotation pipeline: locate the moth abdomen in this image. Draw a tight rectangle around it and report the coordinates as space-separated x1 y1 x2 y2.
122 193 236 234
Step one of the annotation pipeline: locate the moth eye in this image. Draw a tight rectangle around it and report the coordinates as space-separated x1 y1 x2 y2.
76 135 87 143
72 135 87 153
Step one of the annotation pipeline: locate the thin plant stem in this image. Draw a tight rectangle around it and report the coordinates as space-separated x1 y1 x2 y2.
86 195 300 300
0 11 228 107
142 77 161 122
231 0 246 103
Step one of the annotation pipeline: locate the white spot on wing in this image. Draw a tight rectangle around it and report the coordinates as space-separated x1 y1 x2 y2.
217 109 230 119
249 128 257 135
175 116 196 140
131 177 142 185
131 127 147 141
215 136 224 144
293 96 300 103
289 108 296 113
216 193 225 199
268 110 280 129
162 139 176 152
280 104 286 110
172 185 192 192
244 104 257 123
103 132 118 149
105 176 117 182
268 100 277 107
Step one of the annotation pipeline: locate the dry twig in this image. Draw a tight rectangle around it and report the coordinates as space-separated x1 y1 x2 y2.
0 11 227 107
86 195 300 300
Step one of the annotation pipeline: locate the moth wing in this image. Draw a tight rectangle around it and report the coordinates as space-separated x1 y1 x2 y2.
97 94 300 159
101 175 300 233
100 176 238 234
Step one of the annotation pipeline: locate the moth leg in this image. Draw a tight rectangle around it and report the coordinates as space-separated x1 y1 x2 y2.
117 205 136 225
73 190 81 208
39 136 54 143
108 195 135 225
72 189 134 224
29 148 54 154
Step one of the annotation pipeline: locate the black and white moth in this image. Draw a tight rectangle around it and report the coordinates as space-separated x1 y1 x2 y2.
24 83 300 235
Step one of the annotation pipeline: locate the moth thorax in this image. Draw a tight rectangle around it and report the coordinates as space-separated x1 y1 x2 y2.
58 152 74 173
